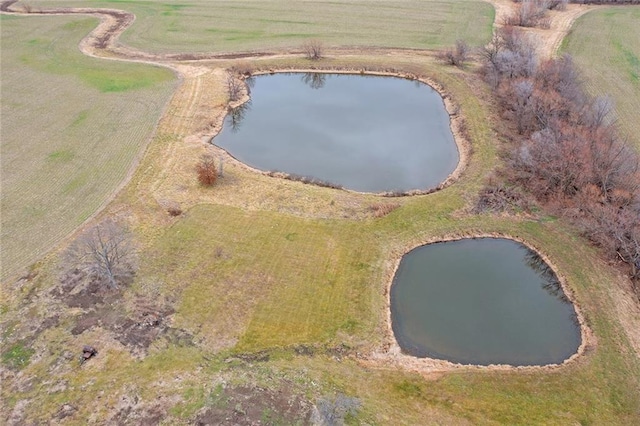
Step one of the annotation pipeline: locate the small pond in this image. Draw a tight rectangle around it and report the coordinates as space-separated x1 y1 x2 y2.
390 238 581 366
213 73 459 193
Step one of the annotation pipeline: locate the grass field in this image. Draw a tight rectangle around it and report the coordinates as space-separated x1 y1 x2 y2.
2 50 639 423
562 6 640 150
0 14 176 280
29 0 494 53
1 2 640 425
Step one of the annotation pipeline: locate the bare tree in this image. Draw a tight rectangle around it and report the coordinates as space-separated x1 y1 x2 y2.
437 40 470 67
504 0 551 28
226 72 244 102
63 219 137 289
303 39 324 60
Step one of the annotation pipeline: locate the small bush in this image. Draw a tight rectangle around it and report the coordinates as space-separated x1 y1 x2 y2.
303 39 324 60
230 61 253 76
370 203 400 218
197 155 218 186
437 39 470 67
474 183 530 213
504 0 551 28
167 204 182 217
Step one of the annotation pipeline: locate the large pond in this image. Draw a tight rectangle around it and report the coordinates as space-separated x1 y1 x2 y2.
390 238 581 366
213 73 459 193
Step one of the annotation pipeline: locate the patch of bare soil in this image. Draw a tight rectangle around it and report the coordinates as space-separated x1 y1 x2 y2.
193 385 312 426
108 396 166 426
52 270 186 355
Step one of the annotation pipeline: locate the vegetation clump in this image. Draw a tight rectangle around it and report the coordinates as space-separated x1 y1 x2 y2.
437 39 470 67
196 154 219 186
303 39 324 60
62 219 137 290
226 72 244 103
480 25 640 294
1 342 35 370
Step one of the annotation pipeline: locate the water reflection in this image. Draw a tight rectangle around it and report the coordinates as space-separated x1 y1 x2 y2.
211 73 459 193
390 238 582 365
301 72 327 89
227 100 252 133
523 250 570 304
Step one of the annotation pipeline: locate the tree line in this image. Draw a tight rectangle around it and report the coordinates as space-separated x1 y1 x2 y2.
477 26 640 295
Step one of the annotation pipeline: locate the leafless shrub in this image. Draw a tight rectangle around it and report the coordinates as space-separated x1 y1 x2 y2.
229 61 253 76
369 203 401 218
547 0 568 10
437 40 470 67
196 154 218 186
62 219 137 290
474 183 530 213
504 0 551 28
303 39 324 60
482 27 537 87
582 96 614 129
226 72 243 103
580 203 640 289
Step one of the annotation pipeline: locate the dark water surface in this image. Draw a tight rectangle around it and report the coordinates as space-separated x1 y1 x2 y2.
390 238 581 366
213 73 459 193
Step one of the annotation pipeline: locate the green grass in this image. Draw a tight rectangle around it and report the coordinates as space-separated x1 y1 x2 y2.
0 15 177 280
30 0 494 53
562 6 640 151
1 342 35 370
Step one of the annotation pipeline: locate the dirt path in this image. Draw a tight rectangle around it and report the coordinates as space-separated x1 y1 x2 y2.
1 0 597 65
483 0 599 58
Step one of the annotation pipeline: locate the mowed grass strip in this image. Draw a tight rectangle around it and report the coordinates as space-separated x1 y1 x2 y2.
143 205 380 352
562 6 640 151
30 0 494 53
0 15 176 280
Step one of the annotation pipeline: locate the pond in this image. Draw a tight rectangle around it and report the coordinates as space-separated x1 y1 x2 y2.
212 73 459 193
390 238 581 366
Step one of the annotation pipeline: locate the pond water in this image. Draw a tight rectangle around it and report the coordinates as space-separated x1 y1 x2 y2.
390 238 581 366
212 73 459 193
